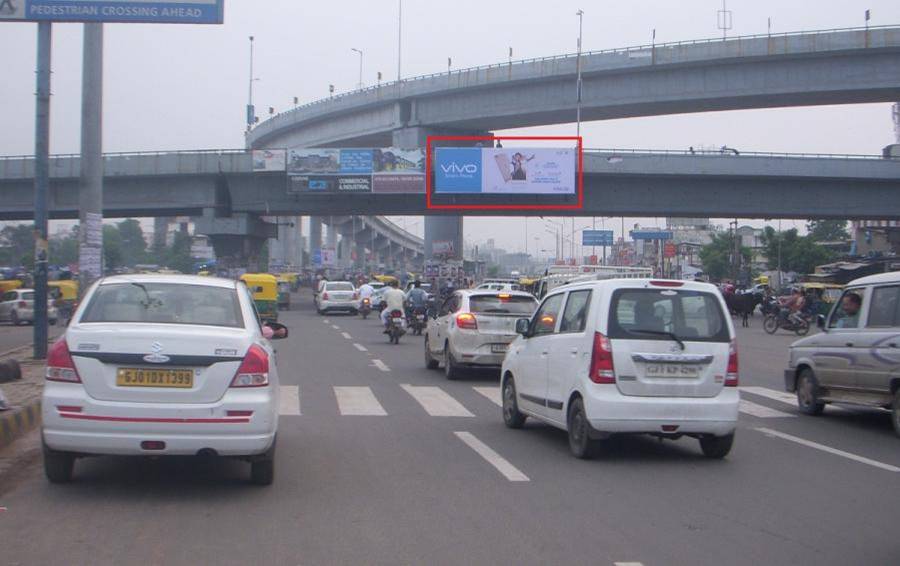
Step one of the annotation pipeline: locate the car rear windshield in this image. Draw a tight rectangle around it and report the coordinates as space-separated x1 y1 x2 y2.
327 282 354 291
23 292 35 300
469 294 537 315
608 288 729 342
80 283 244 328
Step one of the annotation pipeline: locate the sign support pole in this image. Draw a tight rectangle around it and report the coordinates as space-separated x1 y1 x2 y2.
78 23 104 298
33 21 52 360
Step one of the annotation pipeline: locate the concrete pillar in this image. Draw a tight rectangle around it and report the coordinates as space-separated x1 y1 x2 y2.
355 241 366 270
339 235 352 269
309 217 322 265
326 222 337 250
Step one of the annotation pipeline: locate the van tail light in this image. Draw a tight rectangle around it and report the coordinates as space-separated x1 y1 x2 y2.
230 344 269 387
456 313 478 330
46 339 81 383
649 280 683 287
725 339 739 387
589 332 616 384
322 292 329 300
18 300 27 308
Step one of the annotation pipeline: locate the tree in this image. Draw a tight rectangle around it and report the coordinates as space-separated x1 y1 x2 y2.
0 224 34 266
103 224 124 270
49 225 79 266
116 219 147 265
806 220 849 242
761 226 834 274
164 231 193 274
699 232 752 281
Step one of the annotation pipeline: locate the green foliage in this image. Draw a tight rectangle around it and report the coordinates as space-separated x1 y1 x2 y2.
699 232 752 281
0 224 34 266
806 220 849 242
164 231 193 274
761 226 834 274
486 265 500 278
116 219 147 264
103 224 124 269
49 225 79 266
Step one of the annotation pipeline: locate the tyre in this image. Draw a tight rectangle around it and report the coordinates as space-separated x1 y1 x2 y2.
795 319 810 336
796 368 825 416
502 376 526 429
891 389 900 438
424 336 439 369
43 442 74 484
699 433 735 459
444 343 461 380
567 397 597 459
762 315 779 334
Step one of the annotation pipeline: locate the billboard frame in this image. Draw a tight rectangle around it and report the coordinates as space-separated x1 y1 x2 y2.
426 135 584 211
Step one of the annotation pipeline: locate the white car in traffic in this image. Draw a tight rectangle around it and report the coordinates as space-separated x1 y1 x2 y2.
41 274 284 485
501 279 739 459
0 288 59 326
315 280 359 315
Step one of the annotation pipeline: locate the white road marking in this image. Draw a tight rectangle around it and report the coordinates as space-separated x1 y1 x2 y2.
755 427 900 473
473 386 502 407
739 399 795 418
742 385 847 412
333 386 387 416
322 319 330 324
454 431 529 482
331 324 340 330
401 384 474 417
353 343 368 352
341 332 352 340
614 563 644 566
279 385 301 416
372 359 391 372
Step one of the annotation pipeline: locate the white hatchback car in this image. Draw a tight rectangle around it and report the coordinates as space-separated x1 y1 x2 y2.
41 274 284 485
501 279 739 459
0 288 59 326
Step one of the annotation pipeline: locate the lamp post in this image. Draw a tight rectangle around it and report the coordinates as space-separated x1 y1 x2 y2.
351 47 363 89
397 0 402 81
575 9 584 139
246 36 258 130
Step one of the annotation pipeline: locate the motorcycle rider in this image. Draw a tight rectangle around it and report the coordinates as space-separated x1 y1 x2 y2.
380 280 407 332
358 280 375 304
405 280 429 322
782 288 807 326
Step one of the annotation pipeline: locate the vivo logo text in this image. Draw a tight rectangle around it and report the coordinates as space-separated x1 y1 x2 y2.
440 163 478 174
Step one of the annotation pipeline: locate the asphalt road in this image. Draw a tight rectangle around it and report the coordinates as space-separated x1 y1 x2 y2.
0 293 897 565
0 321 63 354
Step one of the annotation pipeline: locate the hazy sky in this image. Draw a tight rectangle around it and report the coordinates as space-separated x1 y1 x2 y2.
2 0 899 256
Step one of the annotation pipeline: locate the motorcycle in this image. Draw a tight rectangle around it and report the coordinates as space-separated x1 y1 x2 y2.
763 309 811 336
359 297 372 319
409 306 428 336
760 295 780 317
387 309 406 344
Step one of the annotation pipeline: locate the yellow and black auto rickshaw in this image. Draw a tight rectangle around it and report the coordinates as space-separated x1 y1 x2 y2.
276 275 292 310
48 280 79 320
240 273 279 323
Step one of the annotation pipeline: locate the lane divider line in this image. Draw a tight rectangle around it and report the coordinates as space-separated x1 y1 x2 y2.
353 343 368 352
331 324 340 330
755 427 900 473
341 332 352 340
400 384 474 417
334 386 388 416
279 385 301 416
473 386 502 407
372 359 391 372
454 431 529 482
322 319 330 324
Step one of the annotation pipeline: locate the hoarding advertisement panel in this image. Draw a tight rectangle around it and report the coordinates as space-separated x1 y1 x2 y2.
481 148 575 194
252 149 286 172
339 149 373 174
434 148 482 193
288 149 340 175
372 148 425 193
1 0 224 23
372 174 425 193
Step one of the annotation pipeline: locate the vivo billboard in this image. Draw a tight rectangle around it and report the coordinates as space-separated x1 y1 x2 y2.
434 147 576 194
0 0 225 23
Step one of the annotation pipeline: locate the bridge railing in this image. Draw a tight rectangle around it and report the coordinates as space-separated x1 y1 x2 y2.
584 148 897 161
255 24 900 124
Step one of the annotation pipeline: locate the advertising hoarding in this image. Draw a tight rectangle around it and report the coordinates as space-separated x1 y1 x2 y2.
372 148 425 193
434 147 576 195
631 230 673 240
252 149 286 172
286 147 425 194
582 230 614 246
0 0 224 23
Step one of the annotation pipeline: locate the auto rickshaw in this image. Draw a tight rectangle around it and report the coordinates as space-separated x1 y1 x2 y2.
800 282 844 317
373 274 398 286
276 275 292 310
0 279 23 294
240 273 279 322
48 280 79 320
280 272 300 291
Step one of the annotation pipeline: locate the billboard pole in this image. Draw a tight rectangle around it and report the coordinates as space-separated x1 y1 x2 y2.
33 21 52 360
78 23 104 298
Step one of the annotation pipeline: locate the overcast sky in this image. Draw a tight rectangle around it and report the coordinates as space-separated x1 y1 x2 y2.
2 0 899 256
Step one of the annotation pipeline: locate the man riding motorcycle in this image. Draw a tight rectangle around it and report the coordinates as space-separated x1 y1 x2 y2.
405 280 429 332
780 288 807 326
380 280 407 333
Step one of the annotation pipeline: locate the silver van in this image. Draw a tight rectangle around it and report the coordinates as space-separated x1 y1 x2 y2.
784 271 900 437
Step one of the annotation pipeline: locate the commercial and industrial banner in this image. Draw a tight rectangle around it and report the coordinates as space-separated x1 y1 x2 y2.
286 148 425 194
434 147 576 194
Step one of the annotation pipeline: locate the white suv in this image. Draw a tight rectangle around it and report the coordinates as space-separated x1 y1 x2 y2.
501 279 739 459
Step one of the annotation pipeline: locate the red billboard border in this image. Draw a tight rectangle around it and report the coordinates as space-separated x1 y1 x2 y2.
425 135 584 211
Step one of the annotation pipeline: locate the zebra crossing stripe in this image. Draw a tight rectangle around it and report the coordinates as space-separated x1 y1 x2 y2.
401 384 474 417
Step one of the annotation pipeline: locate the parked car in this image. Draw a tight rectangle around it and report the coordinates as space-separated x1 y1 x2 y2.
501 279 739 459
0 288 58 326
784 271 900 437
425 290 539 379
315 280 358 315
41 274 285 484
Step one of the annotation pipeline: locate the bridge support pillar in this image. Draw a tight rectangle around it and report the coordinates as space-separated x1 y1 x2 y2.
194 211 276 272
309 217 322 267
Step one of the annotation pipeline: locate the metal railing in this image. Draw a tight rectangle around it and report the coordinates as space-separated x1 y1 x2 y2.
254 24 900 126
584 148 897 161
0 148 247 161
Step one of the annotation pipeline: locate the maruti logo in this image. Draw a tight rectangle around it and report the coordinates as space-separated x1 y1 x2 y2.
440 163 478 174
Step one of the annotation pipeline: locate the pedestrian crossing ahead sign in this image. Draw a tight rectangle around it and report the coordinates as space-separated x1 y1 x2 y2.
0 0 224 24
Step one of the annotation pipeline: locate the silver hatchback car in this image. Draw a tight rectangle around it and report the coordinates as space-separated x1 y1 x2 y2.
424 290 538 379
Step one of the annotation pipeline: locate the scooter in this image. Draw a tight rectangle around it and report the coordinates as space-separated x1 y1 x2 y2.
359 297 372 319
387 309 406 345
409 306 428 336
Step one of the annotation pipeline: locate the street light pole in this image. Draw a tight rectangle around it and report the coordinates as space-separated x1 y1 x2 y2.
351 47 363 89
575 9 584 139
246 36 256 130
397 0 402 82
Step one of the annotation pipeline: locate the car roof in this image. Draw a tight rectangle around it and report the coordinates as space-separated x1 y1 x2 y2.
99 274 236 289
553 278 719 294
845 270 900 287
460 289 535 298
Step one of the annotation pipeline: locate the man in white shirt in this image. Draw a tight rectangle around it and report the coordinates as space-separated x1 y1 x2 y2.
380 281 407 330
358 282 375 301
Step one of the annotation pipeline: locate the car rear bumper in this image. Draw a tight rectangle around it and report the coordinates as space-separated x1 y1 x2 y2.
451 334 515 368
319 300 357 311
584 386 739 436
42 382 277 457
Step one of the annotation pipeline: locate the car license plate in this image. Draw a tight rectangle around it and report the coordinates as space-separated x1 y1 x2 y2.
644 364 700 378
491 344 509 353
416 314 425 321
392 317 403 323
116 368 193 388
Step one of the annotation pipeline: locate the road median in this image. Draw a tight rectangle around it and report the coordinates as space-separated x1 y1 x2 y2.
0 347 45 450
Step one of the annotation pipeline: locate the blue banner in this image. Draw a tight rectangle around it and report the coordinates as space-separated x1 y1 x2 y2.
3 1 224 24
582 230 614 246
631 230 674 240
434 148 483 193
339 149 373 174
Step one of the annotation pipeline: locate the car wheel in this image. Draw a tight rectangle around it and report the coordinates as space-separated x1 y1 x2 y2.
567 397 597 459
796 368 825 416
424 336 439 370
502 376 526 429
43 441 74 484
444 343 461 380
699 432 735 459
762 315 778 334
891 389 900 438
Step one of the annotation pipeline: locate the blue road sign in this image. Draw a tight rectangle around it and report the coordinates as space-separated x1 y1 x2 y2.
0 1 225 24
630 230 674 240
312 250 322 266
582 230 614 246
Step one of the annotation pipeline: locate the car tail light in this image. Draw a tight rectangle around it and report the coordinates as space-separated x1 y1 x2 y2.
230 344 269 387
46 339 81 383
18 300 27 308
226 410 254 417
456 312 478 330
725 339 739 387
322 292 329 300
650 280 684 287
589 332 615 384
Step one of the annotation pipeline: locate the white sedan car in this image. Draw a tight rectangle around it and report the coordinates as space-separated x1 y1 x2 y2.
41 274 284 485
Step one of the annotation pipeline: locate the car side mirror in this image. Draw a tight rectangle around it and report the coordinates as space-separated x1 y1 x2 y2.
515 318 531 337
817 314 827 331
265 322 289 340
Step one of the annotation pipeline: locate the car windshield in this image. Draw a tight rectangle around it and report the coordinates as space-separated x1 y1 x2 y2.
327 282 354 291
23 292 35 300
469 294 537 315
80 283 244 328
609 288 729 342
